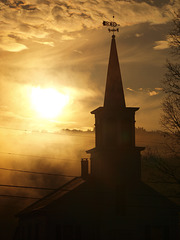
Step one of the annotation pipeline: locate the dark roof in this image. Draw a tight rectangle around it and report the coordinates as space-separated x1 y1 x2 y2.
16 177 179 219
17 177 86 217
129 182 179 210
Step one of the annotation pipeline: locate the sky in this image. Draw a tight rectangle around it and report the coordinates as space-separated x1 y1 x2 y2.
0 0 180 132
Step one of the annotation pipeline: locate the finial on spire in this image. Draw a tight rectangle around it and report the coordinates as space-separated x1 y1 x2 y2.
103 16 120 37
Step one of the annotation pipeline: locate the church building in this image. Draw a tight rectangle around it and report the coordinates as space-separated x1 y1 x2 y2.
14 29 179 240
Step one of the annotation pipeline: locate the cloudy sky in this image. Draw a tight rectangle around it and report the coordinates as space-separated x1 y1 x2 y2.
0 0 179 131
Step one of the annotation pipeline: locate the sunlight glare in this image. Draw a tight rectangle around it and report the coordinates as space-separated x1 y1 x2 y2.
31 87 69 119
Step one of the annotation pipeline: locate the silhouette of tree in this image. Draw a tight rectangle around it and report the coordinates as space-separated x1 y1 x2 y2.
142 148 180 202
146 16 180 201
161 10 180 145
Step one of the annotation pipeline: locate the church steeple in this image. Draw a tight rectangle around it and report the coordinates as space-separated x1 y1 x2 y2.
87 23 144 184
104 35 126 109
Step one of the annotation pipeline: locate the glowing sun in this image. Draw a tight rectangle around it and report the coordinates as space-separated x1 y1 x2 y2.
31 87 69 119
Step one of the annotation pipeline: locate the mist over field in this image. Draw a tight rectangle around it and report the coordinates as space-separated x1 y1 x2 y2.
0 128 94 239
0 127 177 240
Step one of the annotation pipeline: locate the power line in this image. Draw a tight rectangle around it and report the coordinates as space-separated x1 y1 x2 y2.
0 151 77 162
0 184 56 191
0 194 40 200
0 167 78 178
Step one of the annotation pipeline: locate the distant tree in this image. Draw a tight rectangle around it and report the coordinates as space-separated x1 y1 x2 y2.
142 148 180 202
161 10 180 147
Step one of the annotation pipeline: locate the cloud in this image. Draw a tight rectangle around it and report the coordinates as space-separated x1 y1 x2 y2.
0 0 179 51
127 87 135 91
34 41 54 47
155 87 163 91
135 33 144 38
126 88 163 97
61 35 75 41
1 0 37 10
148 90 159 96
125 86 163 129
0 41 27 52
0 35 28 52
73 50 83 54
153 40 169 50
21 4 37 11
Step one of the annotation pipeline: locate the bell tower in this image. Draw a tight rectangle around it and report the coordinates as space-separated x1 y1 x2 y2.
87 20 144 186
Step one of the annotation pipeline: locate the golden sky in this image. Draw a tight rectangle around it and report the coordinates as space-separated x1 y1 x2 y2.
0 0 180 131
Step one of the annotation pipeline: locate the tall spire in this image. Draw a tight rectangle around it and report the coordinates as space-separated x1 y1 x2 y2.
104 35 126 109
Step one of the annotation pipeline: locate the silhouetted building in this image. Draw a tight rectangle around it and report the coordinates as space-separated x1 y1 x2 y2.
14 35 179 240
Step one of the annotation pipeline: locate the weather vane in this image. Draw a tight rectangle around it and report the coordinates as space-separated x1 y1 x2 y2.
103 16 120 36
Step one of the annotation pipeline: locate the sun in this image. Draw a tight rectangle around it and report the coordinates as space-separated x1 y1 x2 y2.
31 87 69 119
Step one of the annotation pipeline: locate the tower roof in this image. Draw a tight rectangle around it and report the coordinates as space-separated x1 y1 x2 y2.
104 35 126 109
